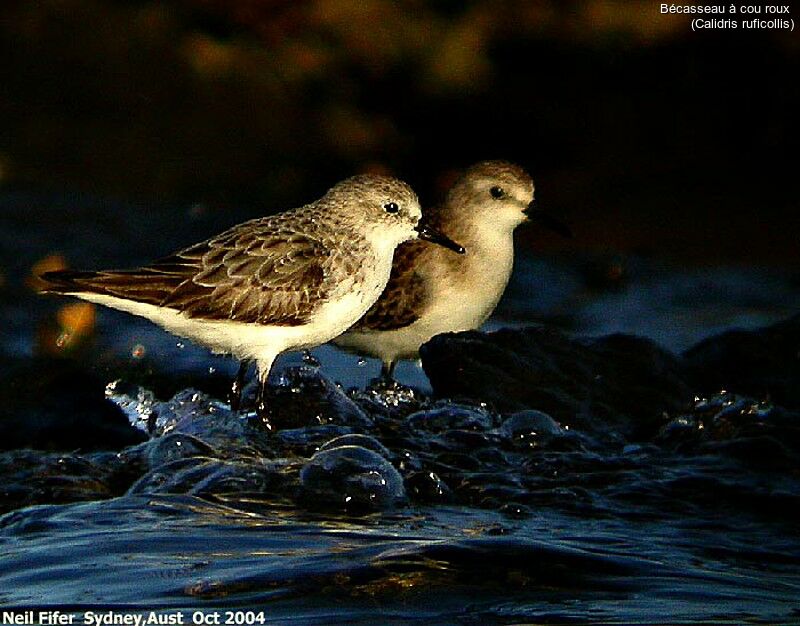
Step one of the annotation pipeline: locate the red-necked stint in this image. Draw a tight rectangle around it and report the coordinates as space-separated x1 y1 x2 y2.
41 174 464 424
334 161 570 382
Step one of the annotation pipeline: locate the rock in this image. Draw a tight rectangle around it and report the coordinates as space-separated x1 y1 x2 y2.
655 391 800 469
0 358 147 452
683 313 800 410
268 366 373 431
420 327 693 438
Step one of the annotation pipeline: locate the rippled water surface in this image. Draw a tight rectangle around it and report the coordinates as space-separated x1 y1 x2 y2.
1 191 799 623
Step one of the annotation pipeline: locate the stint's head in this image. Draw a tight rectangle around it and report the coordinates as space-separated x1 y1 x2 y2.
323 174 464 254
323 174 422 244
446 160 535 230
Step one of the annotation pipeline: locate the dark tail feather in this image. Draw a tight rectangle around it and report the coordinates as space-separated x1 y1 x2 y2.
40 270 102 294
40 268 187 305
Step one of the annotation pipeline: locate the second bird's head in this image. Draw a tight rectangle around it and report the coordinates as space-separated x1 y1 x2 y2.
325 174 464 254
445 161 571 238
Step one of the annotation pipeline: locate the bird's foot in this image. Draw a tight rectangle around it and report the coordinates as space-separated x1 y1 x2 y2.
368 376 404 392
229 360 251 413
254 379 275 431
254 398 275 431
371 360 403 390
229 386 242 412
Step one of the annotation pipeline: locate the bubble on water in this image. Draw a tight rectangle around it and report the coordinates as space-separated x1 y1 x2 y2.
405 470 451 502
499 410 563 449
407 405 494 433
300 445 406 509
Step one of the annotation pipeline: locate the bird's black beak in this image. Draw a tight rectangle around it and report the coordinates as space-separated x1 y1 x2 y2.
415 222 465 254
523 200 572 238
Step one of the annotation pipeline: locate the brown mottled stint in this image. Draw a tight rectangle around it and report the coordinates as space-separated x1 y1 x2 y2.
41 174 464 426
334 161 570 382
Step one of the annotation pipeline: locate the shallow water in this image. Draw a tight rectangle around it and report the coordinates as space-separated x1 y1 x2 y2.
2 496 797 624
1 190 799 622
1 374 798 623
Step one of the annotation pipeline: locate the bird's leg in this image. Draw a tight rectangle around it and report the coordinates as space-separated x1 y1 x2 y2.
380 360 397 383
255 378 275 431
373 360 400 390
229 359 251 412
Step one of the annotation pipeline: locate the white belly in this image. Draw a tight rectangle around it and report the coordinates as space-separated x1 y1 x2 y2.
73 290 367 358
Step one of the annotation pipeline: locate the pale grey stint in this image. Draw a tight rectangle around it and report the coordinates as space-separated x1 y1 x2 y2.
41 174 464 425
335 161 570 382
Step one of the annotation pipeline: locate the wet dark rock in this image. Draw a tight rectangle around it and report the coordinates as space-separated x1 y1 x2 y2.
421 327 693 438
683 313 800 410
0 359 147 451
299 445 406 510
268 366 373 431
656 392 800 469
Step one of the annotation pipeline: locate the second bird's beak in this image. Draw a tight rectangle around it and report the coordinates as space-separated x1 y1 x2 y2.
415 222 465 254
523 200 573 238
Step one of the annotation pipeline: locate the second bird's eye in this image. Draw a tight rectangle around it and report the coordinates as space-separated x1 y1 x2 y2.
490 186 505 199
384 202 399 213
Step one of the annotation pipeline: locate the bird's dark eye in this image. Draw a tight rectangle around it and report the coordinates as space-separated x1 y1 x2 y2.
490 186 505 199
384 202 399 214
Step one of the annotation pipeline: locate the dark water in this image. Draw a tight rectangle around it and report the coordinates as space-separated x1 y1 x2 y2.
3 496 798 623
1 191 799 623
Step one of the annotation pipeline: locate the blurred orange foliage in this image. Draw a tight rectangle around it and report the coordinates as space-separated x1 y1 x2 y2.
56 302 97 347
27 254 68 293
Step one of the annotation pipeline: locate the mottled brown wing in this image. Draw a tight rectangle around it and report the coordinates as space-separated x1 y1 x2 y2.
350 240 425 331
42 219 332 326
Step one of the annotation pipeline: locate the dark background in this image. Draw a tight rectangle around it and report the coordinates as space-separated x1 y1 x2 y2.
1 0 798 266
